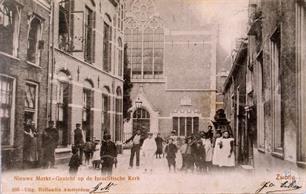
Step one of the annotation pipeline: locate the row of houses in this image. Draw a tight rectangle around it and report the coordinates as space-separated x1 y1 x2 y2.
223 0 306 170
0 0 124 170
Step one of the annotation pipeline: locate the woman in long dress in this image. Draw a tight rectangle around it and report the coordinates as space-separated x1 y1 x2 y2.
23 121 38 167
141 133 156 173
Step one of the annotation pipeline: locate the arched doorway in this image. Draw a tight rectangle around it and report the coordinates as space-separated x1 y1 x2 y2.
132 108 150 135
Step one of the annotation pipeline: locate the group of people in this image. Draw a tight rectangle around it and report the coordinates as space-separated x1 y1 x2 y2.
28 120 235 175
123 126 235 174
69 123 118 175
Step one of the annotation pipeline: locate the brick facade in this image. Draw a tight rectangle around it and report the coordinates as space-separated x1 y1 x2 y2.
0 0 50 169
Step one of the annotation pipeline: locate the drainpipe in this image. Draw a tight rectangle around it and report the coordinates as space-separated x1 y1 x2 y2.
49 0 55 122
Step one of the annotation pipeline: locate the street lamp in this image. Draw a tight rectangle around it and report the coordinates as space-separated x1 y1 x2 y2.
135 97 142 109
135 98 142 133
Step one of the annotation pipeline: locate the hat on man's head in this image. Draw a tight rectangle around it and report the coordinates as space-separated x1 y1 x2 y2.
104 134 111 140
76 123 81 126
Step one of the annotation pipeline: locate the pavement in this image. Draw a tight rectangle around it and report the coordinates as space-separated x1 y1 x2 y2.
1 150 306 194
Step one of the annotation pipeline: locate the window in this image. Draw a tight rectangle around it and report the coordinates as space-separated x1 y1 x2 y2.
84 6 95 63
102 92 110 132
83 87 93 140
0 75 15 146
271 28 283 154
132 108 150 134
172 117 199 136
103 22 112 72
27 17 42 65
24 82 38 129
0 0 20 56
125 17 164 80
118 38 123 76
57 81 69 146
58 0 71 51
115 87 123 141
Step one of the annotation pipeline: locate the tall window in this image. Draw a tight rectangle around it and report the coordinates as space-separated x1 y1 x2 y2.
24 82 38 127
84 6 95 63
58 0 71 51
125 18 164 79
0 75 15 146
103 22 112 72
172 117 199 136
27 17 42 65
83 87 93 140
57 81 69 146
271 28 283 154
102 91 110 133
115 87 123 141
118 38 123 76
0 0 20 56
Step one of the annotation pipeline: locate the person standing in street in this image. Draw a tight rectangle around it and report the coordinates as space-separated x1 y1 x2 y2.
215 131 235 170
165 138 178 172
100 134 117 175
141 133 156 173
155 133 164 159
74 123 85 164
23 120 38 168
202 132 213 173
124 129 143 169
42 121 59 168
69 146 81 176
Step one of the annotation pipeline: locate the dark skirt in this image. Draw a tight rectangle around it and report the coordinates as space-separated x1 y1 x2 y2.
156 146 163 154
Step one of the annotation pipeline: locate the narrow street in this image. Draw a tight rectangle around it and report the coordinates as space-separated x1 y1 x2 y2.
2 150 306 194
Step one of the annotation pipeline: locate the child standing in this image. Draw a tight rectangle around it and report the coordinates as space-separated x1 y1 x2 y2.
83 137 93 165
202 133 213 173
165 138 178 172
69 146 81 175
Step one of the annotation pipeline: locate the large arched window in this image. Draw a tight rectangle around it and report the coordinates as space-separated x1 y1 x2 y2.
0 0 21 56
132 108 150 134
57 70 71 147
27 16 42 65
125 0 164 80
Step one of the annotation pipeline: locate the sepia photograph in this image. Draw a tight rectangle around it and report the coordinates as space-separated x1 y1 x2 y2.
0 0 306 193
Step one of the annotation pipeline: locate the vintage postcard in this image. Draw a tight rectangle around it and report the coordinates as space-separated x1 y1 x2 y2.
0 0 306 193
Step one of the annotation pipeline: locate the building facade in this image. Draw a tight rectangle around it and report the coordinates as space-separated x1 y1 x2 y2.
223 40 249 165
123 0 223 138
0 0 50 169
223 0 306 170
50 0 124 160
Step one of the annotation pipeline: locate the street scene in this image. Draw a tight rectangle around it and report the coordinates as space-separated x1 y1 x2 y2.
0 0 306 193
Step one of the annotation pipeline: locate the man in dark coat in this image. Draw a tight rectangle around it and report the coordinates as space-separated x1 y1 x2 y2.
42 121 59 168
74 123 85 164
124 129 143 168
100 134 117 175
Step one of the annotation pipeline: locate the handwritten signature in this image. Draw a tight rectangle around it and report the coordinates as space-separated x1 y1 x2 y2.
90 182 117 193
255 180 302 194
